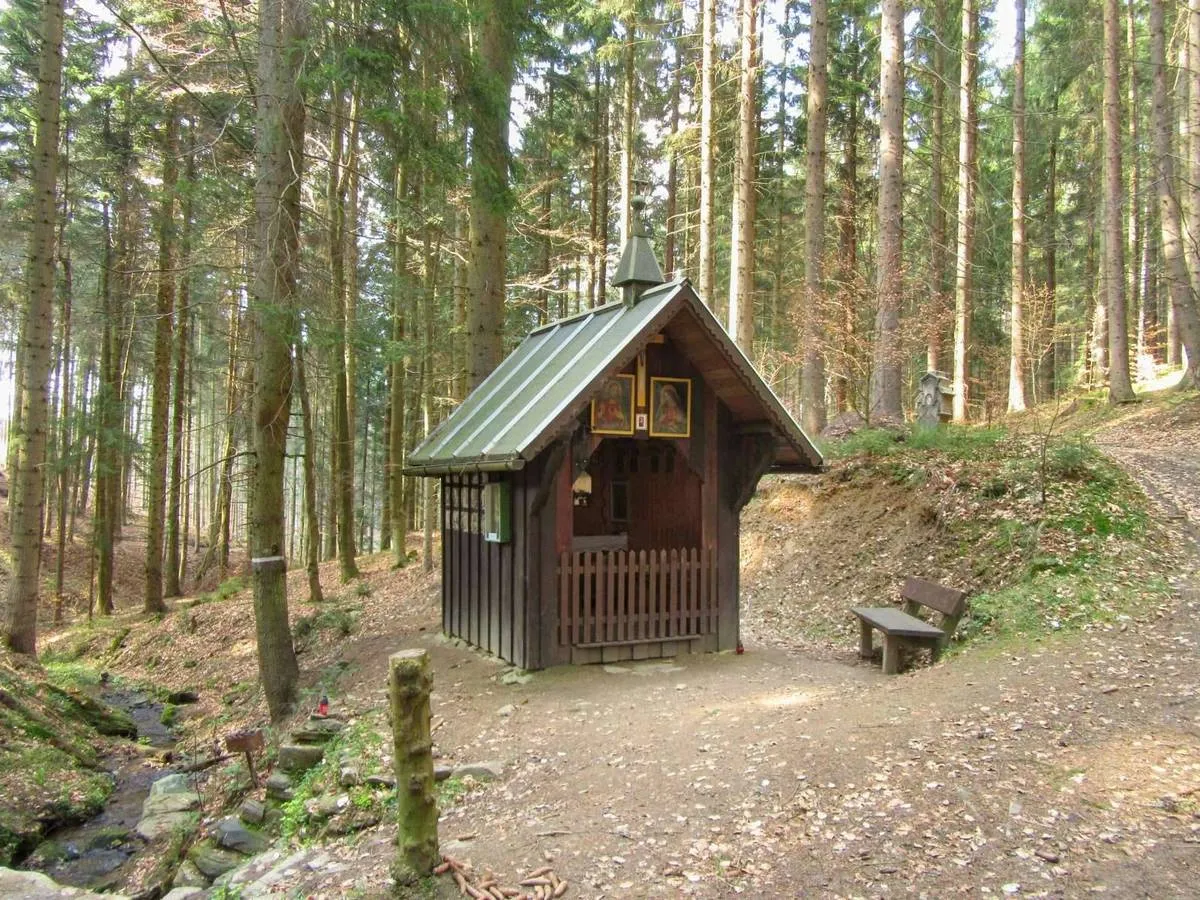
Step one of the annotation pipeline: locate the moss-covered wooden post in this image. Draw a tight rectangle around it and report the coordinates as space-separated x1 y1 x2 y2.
389 648 439 886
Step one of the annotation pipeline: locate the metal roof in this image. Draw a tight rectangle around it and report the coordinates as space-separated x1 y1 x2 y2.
405 279 823 475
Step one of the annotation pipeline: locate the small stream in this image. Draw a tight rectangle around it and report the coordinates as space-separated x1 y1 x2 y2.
25 689 179 892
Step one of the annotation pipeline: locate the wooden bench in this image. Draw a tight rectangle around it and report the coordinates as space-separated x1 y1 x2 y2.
852 577 967 674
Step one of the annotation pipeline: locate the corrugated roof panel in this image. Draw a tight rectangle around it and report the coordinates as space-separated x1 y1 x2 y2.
411 325 558 464
406 280 683 473
502 292 675 458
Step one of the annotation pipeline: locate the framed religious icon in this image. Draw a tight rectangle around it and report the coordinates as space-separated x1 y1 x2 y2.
591 374 635 435
650 377 691 438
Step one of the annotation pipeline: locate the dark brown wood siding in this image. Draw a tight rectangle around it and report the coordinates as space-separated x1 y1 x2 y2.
442 471 533 669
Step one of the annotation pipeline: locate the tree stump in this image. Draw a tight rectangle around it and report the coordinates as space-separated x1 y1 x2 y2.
389 649 439 886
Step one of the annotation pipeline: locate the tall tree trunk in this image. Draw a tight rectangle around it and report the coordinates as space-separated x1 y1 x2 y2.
389 162 409 566
1008 0 1028 412
94 196 117 617
328 85 359 582
698 0 717 306
800 0 829 434
1188 0 1200 321
588 60 603 306
835 80 860 414
927 0 949 372
1151 0 1200 387
1127 0 1143 374
620 15 636 246
727 0 758 352
870 0 905 423
53 133 72 612
1171 8 1188 369
1039 125 1059 402
664 30 682 278
249 0 306 722
951 0 979 422
1103 0 1136 402
1141 188 1160 361
466 0 517 387
420 184 438 574
5 0 64 653
145 111 179 614
166 122 194 598
293 333 324 603
599 81 610 308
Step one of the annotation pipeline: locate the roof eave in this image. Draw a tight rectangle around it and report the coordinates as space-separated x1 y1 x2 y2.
402 455 528 477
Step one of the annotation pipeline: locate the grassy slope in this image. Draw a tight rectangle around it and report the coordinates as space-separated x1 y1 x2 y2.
0 653 137 864
741 410 1179 657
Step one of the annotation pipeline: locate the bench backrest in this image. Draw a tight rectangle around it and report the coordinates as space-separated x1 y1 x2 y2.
900 577 967 646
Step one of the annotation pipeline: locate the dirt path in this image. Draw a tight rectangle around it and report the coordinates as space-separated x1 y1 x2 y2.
228 404 1200 899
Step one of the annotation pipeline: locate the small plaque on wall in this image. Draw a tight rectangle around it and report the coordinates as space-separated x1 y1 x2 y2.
635 412 648 431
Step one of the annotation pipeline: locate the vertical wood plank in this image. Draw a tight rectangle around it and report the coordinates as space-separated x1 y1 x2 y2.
584 551 594 645
665 550 673 638
689 548 699 636
624 554 633 643
648 550 658 639
709 547 718 633
604 549 614 643
443 480 451 637
558 552 568 646
635 550 646 640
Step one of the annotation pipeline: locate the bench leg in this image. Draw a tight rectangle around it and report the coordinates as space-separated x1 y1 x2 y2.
930 639 944 664
881 635 902 675
859 620 874 659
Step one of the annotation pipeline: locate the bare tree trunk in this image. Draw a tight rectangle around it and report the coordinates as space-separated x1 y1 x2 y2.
927 0 949 373
664 31 682 278
800 0 829 434
94 195 117 617
835 75 860 414
466 0 516 387
389 162 408 567
1188 0 1200 323
293 333 324 604
53 140 73 613
145 111 179 614
1008 0 1028 412
698 0 717 306
588 60 602 306
1128 0 1144 374
952 0 978 423
619 15 636 246
1141 191 1160 361
1039 125 1060 401
727 0 758 353
870 0 905 423
166 122 194 598
1103 0 1136 402
4 0 64 654
249 0 306 721
1151 0 1200 387
327 68 359 582
421 205 438 574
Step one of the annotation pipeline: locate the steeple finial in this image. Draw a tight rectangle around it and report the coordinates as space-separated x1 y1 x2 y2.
613 194 666 307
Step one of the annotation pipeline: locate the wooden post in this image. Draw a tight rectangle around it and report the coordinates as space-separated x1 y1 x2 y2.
389 649 439 885
858 620 873 659
881 635 901 675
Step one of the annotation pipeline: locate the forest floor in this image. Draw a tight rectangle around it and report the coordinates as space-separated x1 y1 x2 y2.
5 388 1200 899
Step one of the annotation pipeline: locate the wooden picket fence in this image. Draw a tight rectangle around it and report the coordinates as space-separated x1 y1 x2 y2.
557 547 717 647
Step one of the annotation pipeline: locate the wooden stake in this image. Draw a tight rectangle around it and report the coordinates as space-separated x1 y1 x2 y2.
389 649 440 884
